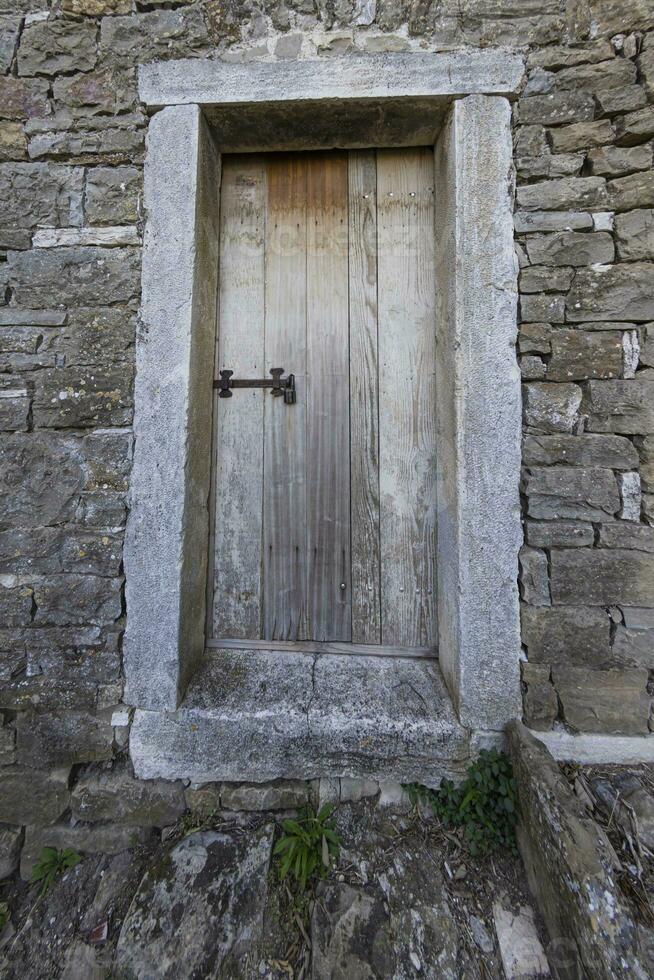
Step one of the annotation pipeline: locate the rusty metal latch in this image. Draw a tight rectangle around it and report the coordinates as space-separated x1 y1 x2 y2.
214 368 296 404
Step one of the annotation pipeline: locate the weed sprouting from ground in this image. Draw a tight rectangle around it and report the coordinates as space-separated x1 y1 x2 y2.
30 848 82 897
274 803 341 890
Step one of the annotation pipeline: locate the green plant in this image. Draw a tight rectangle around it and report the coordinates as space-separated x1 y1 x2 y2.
406 749 518 856
0 902 9 931
274 804 341 890
30 847 82 896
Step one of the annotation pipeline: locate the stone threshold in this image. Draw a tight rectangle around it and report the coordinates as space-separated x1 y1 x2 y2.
533 729 654 764
130 648 471 786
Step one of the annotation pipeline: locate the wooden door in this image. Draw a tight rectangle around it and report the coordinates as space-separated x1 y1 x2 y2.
210 148 437 652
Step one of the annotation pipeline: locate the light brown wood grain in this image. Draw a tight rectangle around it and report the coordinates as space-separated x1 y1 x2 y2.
376 147 438 646
306 152 351 640
212 156 266 639
348 150 382 644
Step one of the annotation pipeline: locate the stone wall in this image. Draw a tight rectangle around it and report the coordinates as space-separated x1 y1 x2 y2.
0 0 652 835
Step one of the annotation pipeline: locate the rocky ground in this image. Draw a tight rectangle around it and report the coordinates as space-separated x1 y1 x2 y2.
561 762 654 937
0 795 552 980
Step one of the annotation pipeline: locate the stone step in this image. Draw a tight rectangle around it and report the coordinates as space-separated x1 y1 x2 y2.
130 649 470 785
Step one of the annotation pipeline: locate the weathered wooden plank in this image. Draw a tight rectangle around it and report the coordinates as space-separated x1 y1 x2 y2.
348 150 381 644
263 155 308 640
212 156 266 639
376 147 438 646
306 153 351 641
207 637 437 659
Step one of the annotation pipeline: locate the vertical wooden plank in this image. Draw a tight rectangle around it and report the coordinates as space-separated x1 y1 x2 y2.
306 153 351 641
212 156 266 639
348 150 381 644
263 155 308 640
377 148 438 646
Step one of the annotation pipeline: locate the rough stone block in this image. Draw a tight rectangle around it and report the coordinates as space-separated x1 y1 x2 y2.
0 724 15 765
0 825 22 880
0 121 27 161
618 470 641 521
31 363 134 428
551 58 636 92
519 264 573 293
32 574 122 626
584 372 654 433
524 519 594 548
553 666 650 735
615 105 654 145
99 8 210 66
0 380 30 431
0 162 83 230
546 329 623 381
525 466 619 521
608 170 654 212
518 322 551 354
549 119 614 153
53 67 137 115
516 92 595 126
527 42 614 71
615 208 654 261
520 293 565 322
519 546 550 606
7 246 141 307
85 165 141 225
20 822 151 879
587 143 653 177
514 210 593 233
520 355 546 380
550 548 654 606
0 584 33 627
522 382 582 433
522 605 611 666
0 16 19 73
0 675 98 712
0 526 123 576
17 18 97 75
71 767 186 826
63 0 131 13
637 434 654 491
17 710 114 767
567 263 654 322
28 121 145 162
516 176 607 211
521 663 558 731
0 76 49 120
220 780 310 811
525 231 614 267
514 124 548 157
0 767 69 826
517 152 584 179
595 85 647 117
612 626 654 668
598 522 654 552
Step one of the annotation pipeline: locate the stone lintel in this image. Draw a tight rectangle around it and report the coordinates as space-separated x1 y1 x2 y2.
130 650 471 785
123 104 221 711
434 95 522 730
138 51 526 110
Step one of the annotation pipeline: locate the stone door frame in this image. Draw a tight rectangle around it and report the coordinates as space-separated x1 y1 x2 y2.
123 50 526 734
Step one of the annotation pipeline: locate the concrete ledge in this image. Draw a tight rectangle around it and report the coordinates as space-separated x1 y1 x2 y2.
138 51 526 109
130 650 471 785
531 730 654 764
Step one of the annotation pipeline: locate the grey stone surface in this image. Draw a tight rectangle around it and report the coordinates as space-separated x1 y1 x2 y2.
516 176 607 210
53 67 137 115
492 902 550 979
612 626 654 668
547 330 624 381
0 121 27 161
514 209 593 231
522 606 611 666
0 826 22 880
100 8 210 67
115 826 274 979
520 292 565 322
567 262 654 322
139 51 526 108
220 780 309 811
433 95 521 731
550 548 654 606
0 76 49 122
598 521 654 552
587 143 653 177
0 766 70 826
17 709 114 767
525 520 594 548
549 119 614 153
519 546 550 606
17 18 97 76
0 17 19 73
584 372 654 434
509 722 651 980
71 766 186 826
525 466 620 521
523 382 582 432
130 650 470 784
525 231 614 266
85 166 141 224
553 666 650 735
524 433 639 469
615 105 654 144
608 170 654 211
615 208 654 260
123 106 220 712
0 162 83 230
7 247 140 307
517 91 595 125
